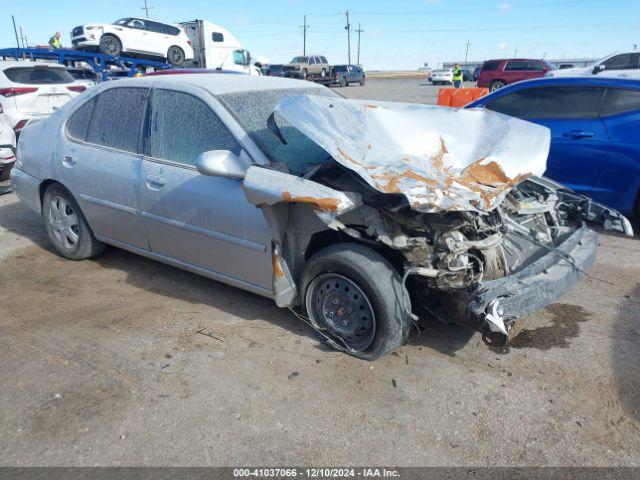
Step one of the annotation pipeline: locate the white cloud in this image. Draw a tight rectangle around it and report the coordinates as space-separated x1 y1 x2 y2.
499 3 512 14
498 42 509 50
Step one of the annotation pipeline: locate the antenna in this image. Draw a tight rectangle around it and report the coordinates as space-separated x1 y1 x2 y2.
299 15 310 56
141 0 154 19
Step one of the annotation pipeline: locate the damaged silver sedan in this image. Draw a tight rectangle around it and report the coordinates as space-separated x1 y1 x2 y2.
12 74 633 360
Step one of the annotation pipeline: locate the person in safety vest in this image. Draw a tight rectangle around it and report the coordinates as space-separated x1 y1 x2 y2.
452 63 463 88
49 32 62 50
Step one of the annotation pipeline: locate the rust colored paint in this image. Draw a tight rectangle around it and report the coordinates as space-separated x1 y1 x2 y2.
281 191 341 212
272 253 285 278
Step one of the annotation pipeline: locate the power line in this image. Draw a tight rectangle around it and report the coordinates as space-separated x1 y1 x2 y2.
299 15 310 55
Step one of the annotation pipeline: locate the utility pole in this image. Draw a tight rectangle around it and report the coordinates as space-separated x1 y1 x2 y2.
513 47 518 58
299 15 310 56
19 26 25 49
464 39 471 64
11 15 20 50
344 10 351 64
141 0 153 19
356 23 363 66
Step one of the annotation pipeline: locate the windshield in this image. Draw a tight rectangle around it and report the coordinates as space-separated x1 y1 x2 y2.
113 18 130 26
219 88 340 175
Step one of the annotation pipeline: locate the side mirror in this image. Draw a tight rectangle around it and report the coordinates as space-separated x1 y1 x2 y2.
592 64 605 74
196 150 247 179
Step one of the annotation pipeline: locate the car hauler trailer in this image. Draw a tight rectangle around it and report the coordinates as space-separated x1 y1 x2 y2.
0 47 175 81
180 20 259 75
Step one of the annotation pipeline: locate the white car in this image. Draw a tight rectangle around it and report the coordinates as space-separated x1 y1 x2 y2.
71 17 195 66
0 109 16 181
0 62 84 133
431 69 453 85
547 51 640 79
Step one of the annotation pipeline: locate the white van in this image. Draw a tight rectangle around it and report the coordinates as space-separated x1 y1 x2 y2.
180 20 259 75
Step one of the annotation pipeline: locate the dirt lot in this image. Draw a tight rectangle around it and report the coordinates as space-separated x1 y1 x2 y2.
0 78 639 466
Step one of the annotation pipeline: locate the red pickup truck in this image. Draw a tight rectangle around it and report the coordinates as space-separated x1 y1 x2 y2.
477 58 555 91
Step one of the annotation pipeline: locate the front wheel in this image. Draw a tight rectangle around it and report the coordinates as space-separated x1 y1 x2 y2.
99 34 122 56
43 184 105 260
167 46 185 66
301 243 411 360
339 77 348 88
301 68 308 79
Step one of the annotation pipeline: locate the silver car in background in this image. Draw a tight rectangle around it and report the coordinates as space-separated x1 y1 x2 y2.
11 74 632 360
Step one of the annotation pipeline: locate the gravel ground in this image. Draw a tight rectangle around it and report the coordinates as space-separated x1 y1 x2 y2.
0 78 638 466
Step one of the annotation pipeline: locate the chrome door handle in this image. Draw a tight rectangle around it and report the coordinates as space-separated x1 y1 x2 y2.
145 174 167 190
62 155 77 167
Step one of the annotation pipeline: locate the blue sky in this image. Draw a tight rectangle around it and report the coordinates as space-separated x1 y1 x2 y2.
3 0 639 70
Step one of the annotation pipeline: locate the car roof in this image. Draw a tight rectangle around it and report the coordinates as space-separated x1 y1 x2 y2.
483 58 545 63
467 76 640 108
104 73 328 95
0 61 66 70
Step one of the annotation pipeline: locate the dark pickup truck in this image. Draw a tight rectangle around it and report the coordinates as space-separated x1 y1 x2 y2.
331 64 365 87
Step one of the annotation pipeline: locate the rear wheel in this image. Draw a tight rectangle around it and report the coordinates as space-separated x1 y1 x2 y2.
301 243 411 360
99 34 122 56
359 77 365 86
489 80 506 92
43 184 105 260
320 68 327 78
167 46 185 66
301 68 308 79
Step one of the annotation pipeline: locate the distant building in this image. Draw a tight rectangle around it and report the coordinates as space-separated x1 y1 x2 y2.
442 58 598 71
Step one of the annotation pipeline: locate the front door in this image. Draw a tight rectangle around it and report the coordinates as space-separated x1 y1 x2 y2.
139 87 273 296
59 87 149 250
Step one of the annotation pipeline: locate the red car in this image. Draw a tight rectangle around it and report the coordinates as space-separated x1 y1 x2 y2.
477 58 555 92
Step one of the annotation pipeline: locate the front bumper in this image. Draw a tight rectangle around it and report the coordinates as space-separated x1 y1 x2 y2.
469 224 598 332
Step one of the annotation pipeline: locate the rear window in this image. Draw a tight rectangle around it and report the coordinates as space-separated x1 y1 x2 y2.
482 61 501 72
4 66 75 84
334 65 348 72
269 65 284 72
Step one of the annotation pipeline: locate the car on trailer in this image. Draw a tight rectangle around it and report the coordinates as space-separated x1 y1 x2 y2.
288 55 330 80
331 65 365 87
71 17 194 66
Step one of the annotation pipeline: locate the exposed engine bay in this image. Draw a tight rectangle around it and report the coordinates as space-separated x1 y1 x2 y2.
242 94 633 347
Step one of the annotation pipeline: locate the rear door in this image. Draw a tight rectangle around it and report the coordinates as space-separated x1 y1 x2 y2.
486 85 609 198
60 87 150 249
145 21 171 57
139 86 272 295
503 60 530 84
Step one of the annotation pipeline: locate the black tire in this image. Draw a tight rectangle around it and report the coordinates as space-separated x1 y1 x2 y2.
42 184 105 261
0 163 13 182
167 46 185 66
359 77 365 86
339 77 348 88
301 68 308 79
489 80 506 92
99 34 122 56
301 243 411 360
320 68 327 78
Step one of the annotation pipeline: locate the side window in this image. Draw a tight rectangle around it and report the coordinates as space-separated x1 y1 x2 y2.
487 87 605 119
67 97 96 141
166 25 181 36
212 32 224 42
486 89 541 118
149 90 240 166
505 61 528 71
147 21 168 34
127 19 147 30
86 88 149 153
309 57 316 65
482 61 501 71
528 61 544 71
600 88 640 116
320 56 328 64
603 53 639 71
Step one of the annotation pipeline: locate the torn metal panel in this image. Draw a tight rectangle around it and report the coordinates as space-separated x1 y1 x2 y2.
275 95 551 213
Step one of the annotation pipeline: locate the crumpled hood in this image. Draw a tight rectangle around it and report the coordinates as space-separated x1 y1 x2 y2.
275 95 550 213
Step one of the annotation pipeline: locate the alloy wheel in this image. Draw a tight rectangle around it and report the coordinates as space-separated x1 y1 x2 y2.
48 195 80 251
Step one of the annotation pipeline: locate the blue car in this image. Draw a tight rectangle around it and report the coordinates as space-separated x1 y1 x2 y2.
467 77 640 217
